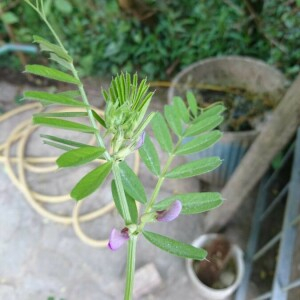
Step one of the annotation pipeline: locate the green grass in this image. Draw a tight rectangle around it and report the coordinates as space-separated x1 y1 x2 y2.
1 0 299 79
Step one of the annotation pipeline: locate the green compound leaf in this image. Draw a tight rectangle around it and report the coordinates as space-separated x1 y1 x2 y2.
71 161 112 201
33 35 72 62
33 116 97 133
139 134 160 176
111 180 138 223
151 112 173 153
154 192 223 214
164 105 182 137
56 146 105 168
175 130 222 155
143 231 207 260
165 157 222 179
23 91 86 107
186 91 198 116
119 161 147 204
25 65 80 85
184 115 224 137
173 96 189 123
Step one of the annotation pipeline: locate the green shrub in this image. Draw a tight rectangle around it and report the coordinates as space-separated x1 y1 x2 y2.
0 0 299 79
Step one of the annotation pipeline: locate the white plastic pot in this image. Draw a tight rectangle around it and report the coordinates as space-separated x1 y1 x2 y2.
186 234 245 300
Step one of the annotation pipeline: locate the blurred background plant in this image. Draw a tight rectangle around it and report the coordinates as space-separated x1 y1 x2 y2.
0 0 299 80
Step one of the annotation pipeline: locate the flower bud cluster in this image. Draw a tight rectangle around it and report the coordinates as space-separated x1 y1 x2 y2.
103 73 154 158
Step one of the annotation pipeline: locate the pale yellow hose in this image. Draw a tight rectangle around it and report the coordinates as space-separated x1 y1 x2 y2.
0 103 140 248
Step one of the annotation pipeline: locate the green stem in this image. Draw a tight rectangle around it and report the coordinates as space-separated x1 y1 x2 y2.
42 17 65 50
71 65 111 160
124 236 137 300
41 15 110 161
145 137 183 213
31 7 136 300
112 162 132 225
144 154 174 212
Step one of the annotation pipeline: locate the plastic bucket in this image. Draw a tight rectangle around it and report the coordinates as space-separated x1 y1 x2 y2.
168 56 287 186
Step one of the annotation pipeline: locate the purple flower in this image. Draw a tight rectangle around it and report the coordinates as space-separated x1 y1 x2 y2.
156 200 182 222
135 131 146 149
108 228 129 251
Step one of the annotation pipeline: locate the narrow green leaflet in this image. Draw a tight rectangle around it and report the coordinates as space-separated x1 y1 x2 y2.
186 91 198 116
133 78 149 110
131 112 155 142
43 140 73 152
24 91 86 107
151 112 173 153
56 146 105 168
111 180 138 223
175 130 222 155
119 161 147 204
34 112 88 118
57 90 81 98
33 35 72 62
139 91 155 111
139 134 160 176
33 117 97 133
41 134 90 148
202 104 226 118
173 96 189 123
50 53 72 70
92 110 107 128
165 157 222 179
184 115 224 137
25 65 80 85
153 192 223 214
70 161 112 201
192 104 225 124
164 105 182 136
143 231 207 260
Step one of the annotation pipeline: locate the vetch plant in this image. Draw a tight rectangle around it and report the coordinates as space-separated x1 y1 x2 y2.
22 1 225 299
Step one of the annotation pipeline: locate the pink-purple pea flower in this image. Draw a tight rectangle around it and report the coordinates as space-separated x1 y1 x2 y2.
108 228 129 251
135 131 146 150
108 201 182 251
156 200 182 222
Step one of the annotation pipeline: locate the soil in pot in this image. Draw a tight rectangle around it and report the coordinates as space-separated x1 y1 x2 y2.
188 84 277 132
192 236 237 289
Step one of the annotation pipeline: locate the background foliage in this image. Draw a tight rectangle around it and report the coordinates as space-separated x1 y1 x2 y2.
0 0 299 79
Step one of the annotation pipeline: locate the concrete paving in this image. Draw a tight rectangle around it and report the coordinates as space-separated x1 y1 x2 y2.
0 79 240 300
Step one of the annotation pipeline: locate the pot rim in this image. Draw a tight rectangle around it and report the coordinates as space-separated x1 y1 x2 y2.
168 56 287 99
168 55 287 135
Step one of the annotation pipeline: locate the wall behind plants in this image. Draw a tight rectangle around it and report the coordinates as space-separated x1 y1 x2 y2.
0 0 299 80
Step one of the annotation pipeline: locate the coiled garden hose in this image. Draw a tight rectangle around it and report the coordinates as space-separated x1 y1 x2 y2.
0 103 140 248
